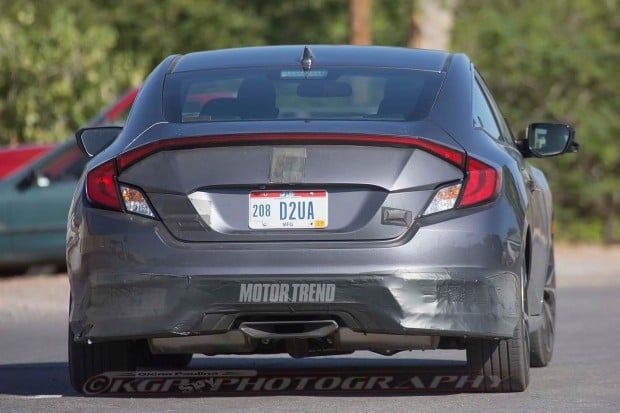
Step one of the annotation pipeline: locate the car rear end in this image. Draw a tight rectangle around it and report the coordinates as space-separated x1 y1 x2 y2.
69 63 520 359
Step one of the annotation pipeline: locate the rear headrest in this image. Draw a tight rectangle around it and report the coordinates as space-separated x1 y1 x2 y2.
237 77 278 119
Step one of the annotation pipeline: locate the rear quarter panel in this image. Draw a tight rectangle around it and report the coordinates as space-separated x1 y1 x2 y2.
526 165 553 312
430 55 539 312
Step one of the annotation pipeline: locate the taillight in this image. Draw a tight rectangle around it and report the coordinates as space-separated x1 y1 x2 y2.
423 183 462 215
117 134 466 170
103 133 502 218
120 184 155 218
86 160 156 218
85 159 122 211
422 156 500 216
458 158 501 207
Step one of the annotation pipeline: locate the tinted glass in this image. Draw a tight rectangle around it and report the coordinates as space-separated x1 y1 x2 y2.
38 145 87 183
163 67 444 122
475 73 515 144
473 81 501 139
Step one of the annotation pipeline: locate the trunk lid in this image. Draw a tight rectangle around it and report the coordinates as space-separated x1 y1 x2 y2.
116 121 464 243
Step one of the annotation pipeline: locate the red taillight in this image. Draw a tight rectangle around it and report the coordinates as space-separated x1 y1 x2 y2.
458 157 501 207
104 133 501 213
86 159 122 210
411 139 464 168
117 134 466 171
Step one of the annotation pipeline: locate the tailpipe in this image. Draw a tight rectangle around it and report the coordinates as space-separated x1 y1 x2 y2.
239 320 338 339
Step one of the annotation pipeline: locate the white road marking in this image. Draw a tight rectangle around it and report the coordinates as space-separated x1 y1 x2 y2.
1 395 63 399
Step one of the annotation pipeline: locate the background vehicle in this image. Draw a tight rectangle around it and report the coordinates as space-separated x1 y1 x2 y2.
0 144 56 180
67 46 577 393
0 88 138 271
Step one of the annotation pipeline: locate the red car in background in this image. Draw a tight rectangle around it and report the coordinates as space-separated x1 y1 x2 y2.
0 88 140 181
0 87 232 271
0 144 56 180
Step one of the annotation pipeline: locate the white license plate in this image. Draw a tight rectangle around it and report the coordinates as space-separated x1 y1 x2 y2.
249 191 328 229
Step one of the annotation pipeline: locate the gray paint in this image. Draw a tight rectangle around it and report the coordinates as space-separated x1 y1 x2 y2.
67 46 558 355
68 191 521 342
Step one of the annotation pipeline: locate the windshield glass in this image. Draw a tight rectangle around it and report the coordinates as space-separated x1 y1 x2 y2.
163 67 443 123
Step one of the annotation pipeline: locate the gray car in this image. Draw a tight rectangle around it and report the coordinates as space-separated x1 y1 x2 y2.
67 46 577 393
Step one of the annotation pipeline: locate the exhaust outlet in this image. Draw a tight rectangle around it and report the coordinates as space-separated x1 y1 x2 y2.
239 320 338 339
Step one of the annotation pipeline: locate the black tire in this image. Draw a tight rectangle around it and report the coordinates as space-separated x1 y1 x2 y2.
466 317 530 392
68 326 138 394
466 262 530 392
530 251 556 367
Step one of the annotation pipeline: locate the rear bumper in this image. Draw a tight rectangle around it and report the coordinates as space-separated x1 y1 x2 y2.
70 269 519 342
68 195 523 343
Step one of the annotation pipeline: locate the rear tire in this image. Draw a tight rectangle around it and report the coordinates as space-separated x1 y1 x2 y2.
68 326 138 394
466 317 530 392
466 261 530 392
530 251 556 367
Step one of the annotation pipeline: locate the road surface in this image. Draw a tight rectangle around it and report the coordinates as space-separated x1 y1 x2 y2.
1 245 619 412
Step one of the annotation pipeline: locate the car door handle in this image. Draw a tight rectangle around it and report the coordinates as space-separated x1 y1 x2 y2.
528 179 540 192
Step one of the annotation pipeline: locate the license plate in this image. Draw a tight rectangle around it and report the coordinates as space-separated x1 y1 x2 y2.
249 191 328 229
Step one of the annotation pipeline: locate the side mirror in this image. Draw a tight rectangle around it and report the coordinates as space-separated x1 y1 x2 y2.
523 123 578 158
75 126 123 158
16 169 36 191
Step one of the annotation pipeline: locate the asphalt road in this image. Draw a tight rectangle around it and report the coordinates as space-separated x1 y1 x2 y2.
1 246 619 412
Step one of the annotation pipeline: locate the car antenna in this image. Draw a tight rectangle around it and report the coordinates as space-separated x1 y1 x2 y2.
300 46 314 77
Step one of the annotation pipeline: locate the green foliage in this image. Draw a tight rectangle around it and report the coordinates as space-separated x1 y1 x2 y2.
0 0 412 146
90 0 352 68
373 0 412 47
0 1 146 144
1 0 616 242
453 0 620 242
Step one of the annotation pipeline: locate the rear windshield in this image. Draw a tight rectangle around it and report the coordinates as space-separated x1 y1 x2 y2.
163 67 443 122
